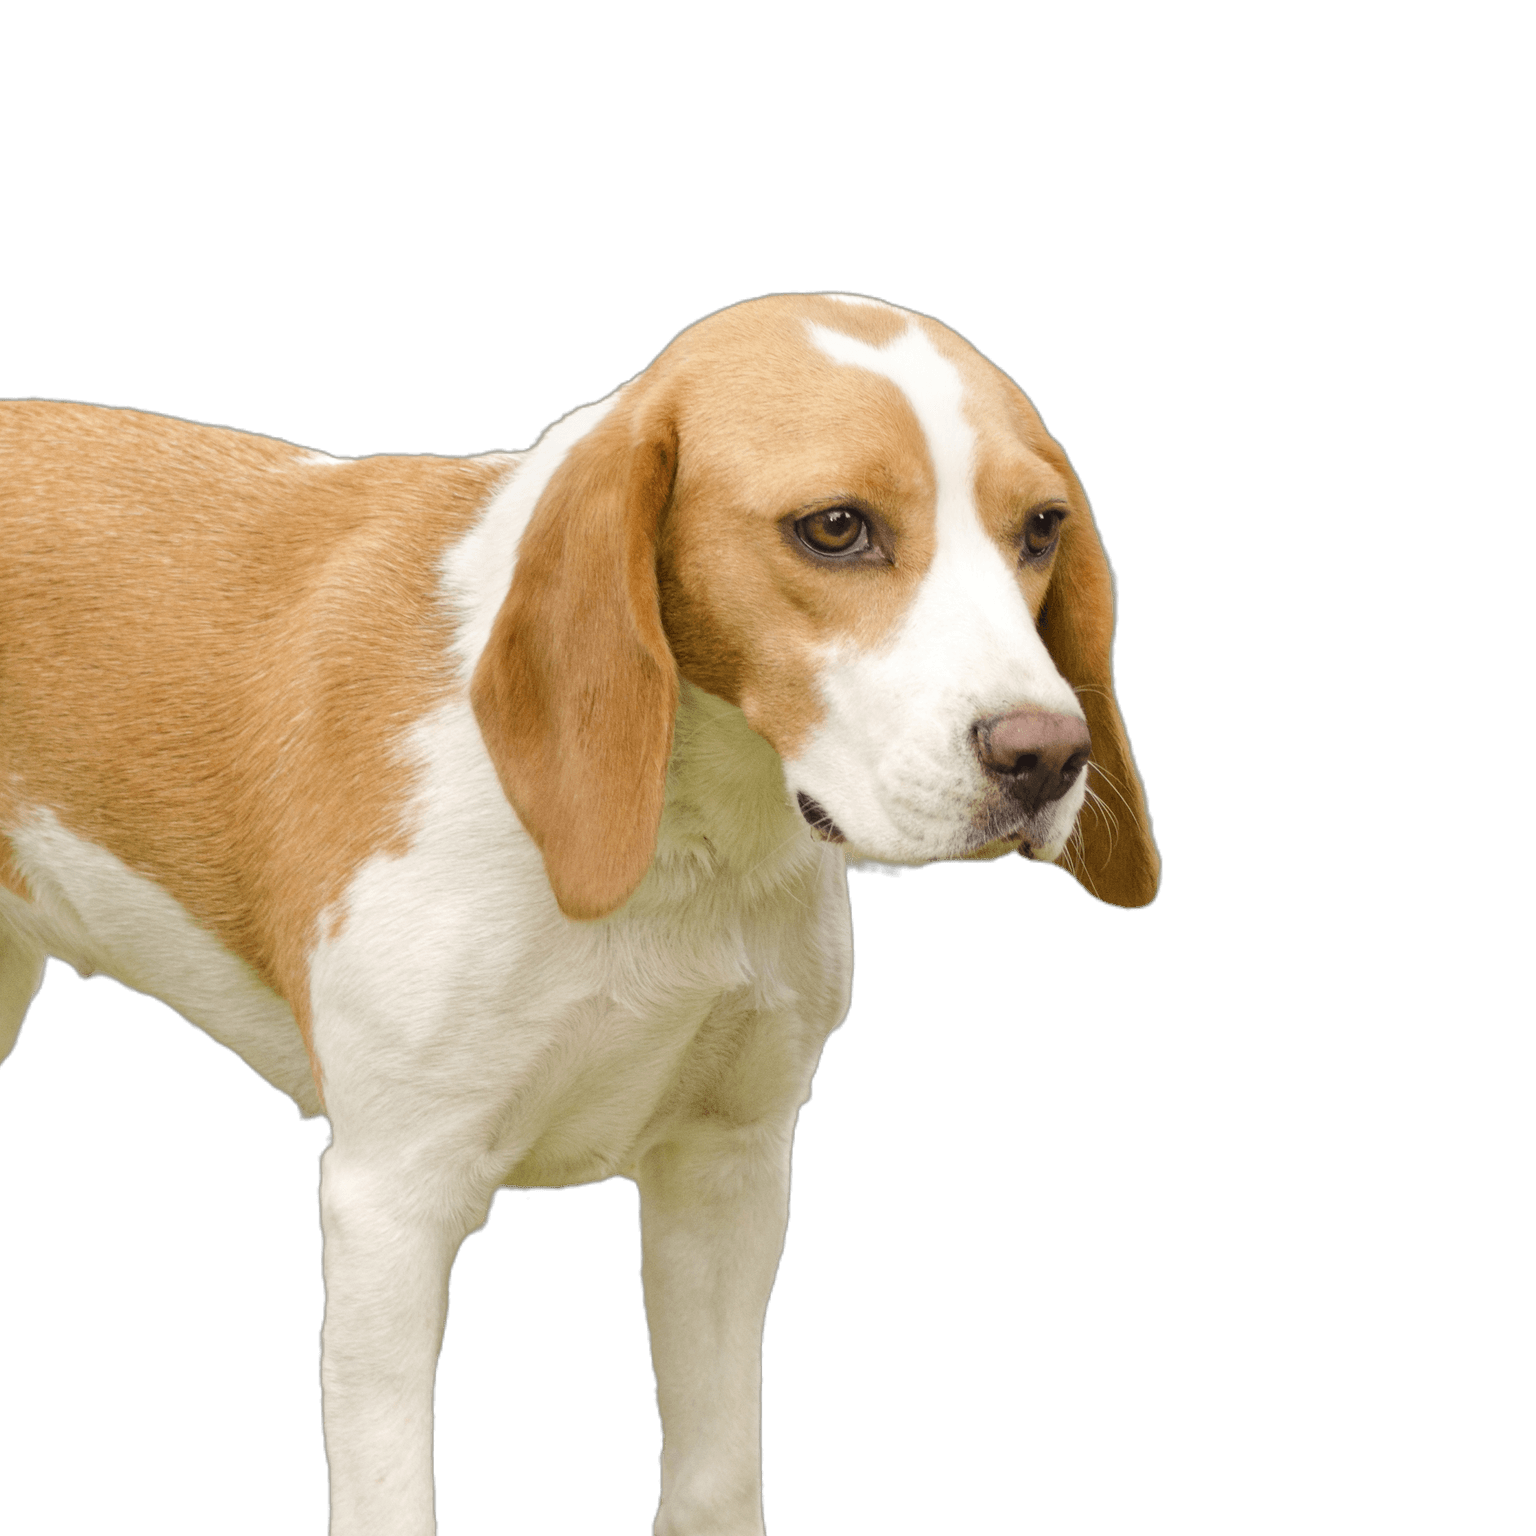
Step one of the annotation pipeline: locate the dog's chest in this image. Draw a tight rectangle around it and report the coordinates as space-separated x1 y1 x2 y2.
492 999 722 1189
492 893 839 1187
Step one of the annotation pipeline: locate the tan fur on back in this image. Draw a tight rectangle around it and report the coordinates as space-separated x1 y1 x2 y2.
0 402 511 1041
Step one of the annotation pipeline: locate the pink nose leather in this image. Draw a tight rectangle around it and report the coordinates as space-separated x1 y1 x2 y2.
974 709 1091 815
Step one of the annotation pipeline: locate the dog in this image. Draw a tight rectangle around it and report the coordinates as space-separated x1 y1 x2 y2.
0 293 1158 1535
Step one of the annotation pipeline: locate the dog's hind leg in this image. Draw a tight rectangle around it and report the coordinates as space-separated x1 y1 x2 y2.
0 925 46 1066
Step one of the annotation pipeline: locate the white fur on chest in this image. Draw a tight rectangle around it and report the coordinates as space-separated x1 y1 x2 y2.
310 683 850 1188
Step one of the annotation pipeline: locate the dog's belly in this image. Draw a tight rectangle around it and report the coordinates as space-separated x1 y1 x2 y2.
0 808 321 1112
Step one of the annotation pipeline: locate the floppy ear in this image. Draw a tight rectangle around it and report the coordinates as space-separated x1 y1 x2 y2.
470 391 679 920
1039 504 1161 907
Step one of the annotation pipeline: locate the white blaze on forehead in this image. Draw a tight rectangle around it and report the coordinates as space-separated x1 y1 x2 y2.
803 319 1077 722
807 320 973 508
806 318 1046 630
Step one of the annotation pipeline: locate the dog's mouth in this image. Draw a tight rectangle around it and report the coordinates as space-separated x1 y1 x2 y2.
795 795 1061 861
795 792 847 843
1009 825 1070 863
961 800 1061 863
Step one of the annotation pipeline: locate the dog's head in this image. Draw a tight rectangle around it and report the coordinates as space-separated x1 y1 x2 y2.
471 294 1158 919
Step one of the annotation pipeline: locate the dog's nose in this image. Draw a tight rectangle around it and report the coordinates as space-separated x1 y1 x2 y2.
974 709 1092 814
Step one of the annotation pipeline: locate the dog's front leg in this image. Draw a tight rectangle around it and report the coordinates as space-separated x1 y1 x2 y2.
0 925 46 1064
638 1115 796 1536
318 1145 486 1536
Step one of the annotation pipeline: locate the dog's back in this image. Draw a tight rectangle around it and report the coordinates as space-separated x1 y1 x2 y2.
0 403 509 1022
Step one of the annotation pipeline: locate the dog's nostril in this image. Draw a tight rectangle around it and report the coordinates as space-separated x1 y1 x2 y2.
1063 752 1089 779
1012 753 1039 777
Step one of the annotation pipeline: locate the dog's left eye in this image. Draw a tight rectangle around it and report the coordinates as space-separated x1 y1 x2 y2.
796 507 870 557
1023 508 1066 559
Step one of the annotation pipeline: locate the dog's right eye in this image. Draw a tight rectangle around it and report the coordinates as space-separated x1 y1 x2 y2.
795 507 870 557
1022 506 1066 559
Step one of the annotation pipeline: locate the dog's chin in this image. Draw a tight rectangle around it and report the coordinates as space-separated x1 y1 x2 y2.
841 829 1019 878
1016 836 1068 863
983 788 1089 865
842 832 1061 868
796 795 1071 869
957 821 1069 864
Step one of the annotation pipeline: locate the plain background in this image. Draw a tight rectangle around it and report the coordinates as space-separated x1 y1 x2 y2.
0 3 1530 1532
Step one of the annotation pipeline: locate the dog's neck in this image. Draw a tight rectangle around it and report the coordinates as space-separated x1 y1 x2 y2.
642 681 831 905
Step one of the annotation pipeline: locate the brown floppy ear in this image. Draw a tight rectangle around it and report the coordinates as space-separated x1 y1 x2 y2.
471 390 679 920
1039 502 1161 907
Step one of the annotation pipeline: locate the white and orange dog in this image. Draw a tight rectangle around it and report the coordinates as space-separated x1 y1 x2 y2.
0 294 1157 1534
